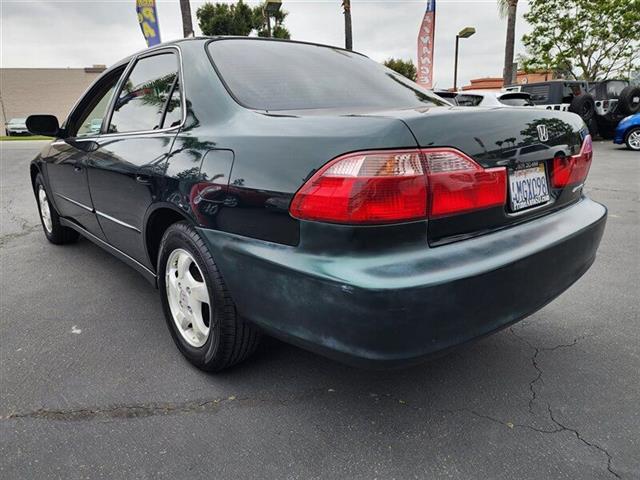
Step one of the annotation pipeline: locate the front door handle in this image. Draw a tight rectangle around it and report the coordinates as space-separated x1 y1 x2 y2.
73 164 83 172
135 174 152 185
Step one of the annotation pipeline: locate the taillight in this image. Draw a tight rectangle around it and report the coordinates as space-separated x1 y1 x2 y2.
289 150 427 224
552 134 593 188
290 148 507 224
424 149 507 218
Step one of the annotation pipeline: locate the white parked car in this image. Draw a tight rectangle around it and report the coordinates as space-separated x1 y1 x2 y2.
455 90 535 108
5 118 30 136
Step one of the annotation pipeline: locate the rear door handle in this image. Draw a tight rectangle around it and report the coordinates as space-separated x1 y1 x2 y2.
135 175 152 185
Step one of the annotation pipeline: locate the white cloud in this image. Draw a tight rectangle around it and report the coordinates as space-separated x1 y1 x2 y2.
1 0 533 88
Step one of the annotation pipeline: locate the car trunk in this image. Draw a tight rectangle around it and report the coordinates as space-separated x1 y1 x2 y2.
382 107 588 243
277 105 589 246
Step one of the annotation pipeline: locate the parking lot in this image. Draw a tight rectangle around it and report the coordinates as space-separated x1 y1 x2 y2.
0 139 638 479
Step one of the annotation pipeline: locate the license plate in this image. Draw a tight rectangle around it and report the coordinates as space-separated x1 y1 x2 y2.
509 163 550 211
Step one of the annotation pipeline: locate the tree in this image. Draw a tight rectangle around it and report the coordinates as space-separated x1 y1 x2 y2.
343 0 353 50
196 1 290 39
179 0 194 38
384 58 417 82
521 0 640 81
197 0 256 36
498 0 518 86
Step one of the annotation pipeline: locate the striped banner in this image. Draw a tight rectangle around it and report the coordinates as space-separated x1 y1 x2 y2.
417 0 436 89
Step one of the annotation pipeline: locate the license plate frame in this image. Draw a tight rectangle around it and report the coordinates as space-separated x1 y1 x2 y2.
508 163 550 212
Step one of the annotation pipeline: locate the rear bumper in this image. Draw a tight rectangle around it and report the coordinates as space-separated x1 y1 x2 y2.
199 197 606 368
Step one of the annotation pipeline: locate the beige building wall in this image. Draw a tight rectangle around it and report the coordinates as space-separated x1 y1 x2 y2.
0 66 106 135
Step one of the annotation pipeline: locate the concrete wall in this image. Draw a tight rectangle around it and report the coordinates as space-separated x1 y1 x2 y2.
0 66 106 135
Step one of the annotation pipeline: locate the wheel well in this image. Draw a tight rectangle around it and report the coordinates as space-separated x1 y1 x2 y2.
145 208 189 270
30 164 40 191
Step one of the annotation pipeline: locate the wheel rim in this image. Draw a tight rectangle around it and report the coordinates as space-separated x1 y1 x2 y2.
38 186 52 233
165 248 211 348
628 130 640 150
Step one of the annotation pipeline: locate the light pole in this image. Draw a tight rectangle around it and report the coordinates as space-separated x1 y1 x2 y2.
265 0 282 37
453 26 476 91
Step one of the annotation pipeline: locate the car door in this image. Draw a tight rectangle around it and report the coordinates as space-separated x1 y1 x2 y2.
43 66 126 240
85 49 183 269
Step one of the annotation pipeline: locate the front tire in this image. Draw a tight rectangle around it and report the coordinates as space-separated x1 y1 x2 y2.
625 127 640 151
158 222 261 371
34 173 79 244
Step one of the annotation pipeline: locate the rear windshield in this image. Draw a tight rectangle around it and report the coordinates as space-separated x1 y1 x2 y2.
455 94 483 106
499 95 534 106
208 39 447 111
520 85 549 103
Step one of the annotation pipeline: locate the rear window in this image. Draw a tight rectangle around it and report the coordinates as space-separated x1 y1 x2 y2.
455 94 483 106
208 39 447 111
499 95 533 106
521 85 549 103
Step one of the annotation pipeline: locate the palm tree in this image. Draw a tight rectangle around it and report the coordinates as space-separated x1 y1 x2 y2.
343 0 353 50
499 0 518 86
180 0 194 38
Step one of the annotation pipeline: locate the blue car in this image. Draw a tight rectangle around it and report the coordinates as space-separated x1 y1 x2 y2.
614 113 640 151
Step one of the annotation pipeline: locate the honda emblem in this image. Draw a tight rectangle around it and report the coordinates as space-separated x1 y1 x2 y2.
537 124 549 142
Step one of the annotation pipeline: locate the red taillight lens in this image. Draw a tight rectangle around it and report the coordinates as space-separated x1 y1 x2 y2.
290 148 507 224
424 149 507 218
289 150 427 224
552 134 593 188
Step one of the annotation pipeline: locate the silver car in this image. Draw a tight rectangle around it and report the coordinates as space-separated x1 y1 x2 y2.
5 118 30 136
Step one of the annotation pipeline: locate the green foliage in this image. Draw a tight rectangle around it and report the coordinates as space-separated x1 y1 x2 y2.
197 1 290 39
521 0 640 81
383 58 417 82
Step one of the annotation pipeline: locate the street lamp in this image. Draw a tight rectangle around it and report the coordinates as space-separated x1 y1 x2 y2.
453 26 476 91
264 0 282 37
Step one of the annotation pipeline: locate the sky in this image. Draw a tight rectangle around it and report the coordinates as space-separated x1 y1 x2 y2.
1 0 533 89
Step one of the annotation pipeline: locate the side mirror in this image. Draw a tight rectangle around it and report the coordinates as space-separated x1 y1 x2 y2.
26 115 61 137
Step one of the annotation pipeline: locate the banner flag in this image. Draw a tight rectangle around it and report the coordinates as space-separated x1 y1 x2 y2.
417 0 436 89
136 0 161 47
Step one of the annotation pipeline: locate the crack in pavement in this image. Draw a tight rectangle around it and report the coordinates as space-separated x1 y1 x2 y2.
499 328 622 479
0 387 416 423
0 223 41 247
509 328 581 415
546 403 622 479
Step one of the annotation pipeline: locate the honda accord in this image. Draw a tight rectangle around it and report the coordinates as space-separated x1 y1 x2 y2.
27 37 606 371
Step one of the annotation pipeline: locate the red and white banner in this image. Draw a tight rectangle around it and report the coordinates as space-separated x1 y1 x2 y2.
417 0 436 89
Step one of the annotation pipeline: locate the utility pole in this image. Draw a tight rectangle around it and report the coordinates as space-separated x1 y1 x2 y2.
179 0 194 38
343 0 353 50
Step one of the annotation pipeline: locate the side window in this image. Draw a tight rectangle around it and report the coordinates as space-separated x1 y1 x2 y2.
73 71 122 138
108 53 180 134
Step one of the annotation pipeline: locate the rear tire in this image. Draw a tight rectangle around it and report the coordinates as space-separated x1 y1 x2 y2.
618 86 640 115
158 222 261 372
34 173 79 244
569 94 595 122
625 127 640 151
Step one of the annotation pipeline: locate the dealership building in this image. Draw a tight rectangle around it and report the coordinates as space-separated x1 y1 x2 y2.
0 65 106 135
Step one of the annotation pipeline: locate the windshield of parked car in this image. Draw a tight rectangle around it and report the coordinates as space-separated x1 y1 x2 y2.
208 39 448 111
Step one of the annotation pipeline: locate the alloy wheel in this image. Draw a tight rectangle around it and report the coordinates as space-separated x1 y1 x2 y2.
165 248 212 348
628 130 640 151
38 185 52 233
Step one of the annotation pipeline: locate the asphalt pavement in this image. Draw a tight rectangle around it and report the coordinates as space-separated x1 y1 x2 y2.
1 140 638 479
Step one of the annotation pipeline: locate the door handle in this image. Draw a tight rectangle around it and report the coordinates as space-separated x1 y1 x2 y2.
135 175 152 185
73 164 83 172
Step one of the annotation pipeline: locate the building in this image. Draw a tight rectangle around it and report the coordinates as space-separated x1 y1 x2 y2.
0 65 106 135
461 70 555 92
